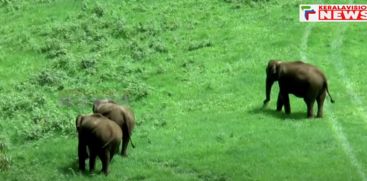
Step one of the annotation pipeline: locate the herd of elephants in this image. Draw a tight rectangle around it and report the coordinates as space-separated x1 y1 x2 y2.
76 99 135 175
76 60 335 175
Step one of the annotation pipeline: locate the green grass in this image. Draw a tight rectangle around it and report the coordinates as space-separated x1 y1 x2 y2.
1 0 367 180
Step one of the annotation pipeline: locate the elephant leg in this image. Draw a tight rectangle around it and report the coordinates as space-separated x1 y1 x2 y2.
110 141 120 161
283 93 291 114
99 149 110 175
121 124 130 156
316 90 326 118
276 92 283 112
89 150 97 174
304 98 316 118
121 135 129 156
78 140 87 172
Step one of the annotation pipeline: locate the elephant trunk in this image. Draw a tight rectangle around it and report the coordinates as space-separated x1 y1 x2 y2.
263 77 274 106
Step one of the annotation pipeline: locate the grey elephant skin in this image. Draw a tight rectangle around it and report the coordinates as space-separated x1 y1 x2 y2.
263 60 335 118
76 113 122 175
93 99 135 156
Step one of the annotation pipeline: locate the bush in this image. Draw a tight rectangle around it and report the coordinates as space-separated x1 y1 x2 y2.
0 137 10 171
0 0 21 11
123 81 150 102
51 54 78 76
0 1 153 143
80 57 97 70
150 40 168 53
0 91 47 119
0 152 11 171
92 4 105 17
35 69 67 87
112 19 128 38
24 106 74 141
40 38 67 59
188 39 213 51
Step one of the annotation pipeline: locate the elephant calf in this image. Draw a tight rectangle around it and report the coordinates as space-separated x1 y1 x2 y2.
263 60 335 118
76 113 122 175
93 99 135 156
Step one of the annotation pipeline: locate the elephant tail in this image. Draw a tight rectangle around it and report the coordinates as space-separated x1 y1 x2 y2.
123 123 135 148
123 124 135 148
130 137 135 148
121 110 136 149
325 82 335 103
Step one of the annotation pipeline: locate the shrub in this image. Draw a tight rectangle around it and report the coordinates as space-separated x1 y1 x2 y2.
188 39 213 51
80 54 100 75
51 54 78 76
0 0 21 11
80 57 97 70
128 39 148 61
0 95 30 118
24 106 74 141
0 1 153 143
40 38 67 59
0 151 11 172
123 81 150 102
150 40 168 53
0 91 47 119
92 4 104 17
35 69 67 87
112 19 128 38
0 136 10 171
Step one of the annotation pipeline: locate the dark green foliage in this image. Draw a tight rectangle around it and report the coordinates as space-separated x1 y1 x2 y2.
80 55 97 70
40 39 67 59
0 2 157 143
150 40 168 53
188 40 213 51
112 19 128 38
0 137 10 171
0 153 10 171
0 92 44 118
34 70 67 87
123 81 150 102
50 54 78 76
91 3 104 17
0 0 21 11
0 87 74 141
24 107 74 141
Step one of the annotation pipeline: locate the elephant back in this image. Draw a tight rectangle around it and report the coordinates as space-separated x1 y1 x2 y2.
94 103 121 123
100 119 122 148
120 106 135 133
78 114 122 149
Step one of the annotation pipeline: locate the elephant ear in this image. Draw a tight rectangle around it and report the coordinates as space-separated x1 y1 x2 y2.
271 63 277 74
267 60 278 75
75 115 84 131
92 99 117 113
92 113 104 118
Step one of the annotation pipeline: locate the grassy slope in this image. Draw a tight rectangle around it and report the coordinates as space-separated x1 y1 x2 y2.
1 0 367 180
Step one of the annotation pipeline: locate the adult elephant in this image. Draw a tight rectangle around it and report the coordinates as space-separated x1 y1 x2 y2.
93 99 135 156
263 60 335 118
76 113 122 175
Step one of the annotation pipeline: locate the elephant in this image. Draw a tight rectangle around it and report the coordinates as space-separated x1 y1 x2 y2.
76 113 122 175
93 99 135 156
263 60 335 118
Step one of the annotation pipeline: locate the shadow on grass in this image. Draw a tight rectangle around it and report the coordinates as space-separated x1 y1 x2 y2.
58 160 80 176
58 158 121 177
248 105 307 120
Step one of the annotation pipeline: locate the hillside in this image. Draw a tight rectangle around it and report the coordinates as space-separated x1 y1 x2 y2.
1 0 367 180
